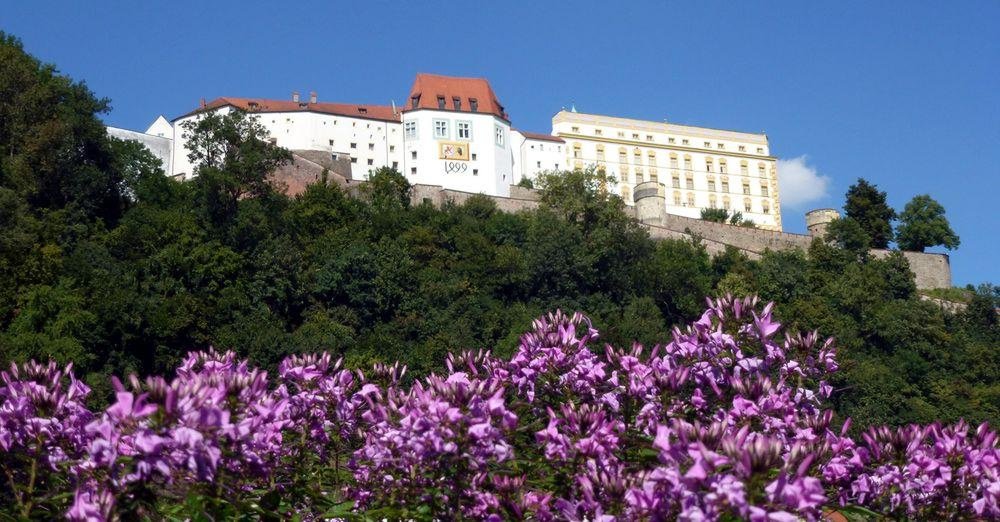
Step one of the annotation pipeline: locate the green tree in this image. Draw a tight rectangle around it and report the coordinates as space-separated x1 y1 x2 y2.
0 32 127 224
535 166 622 228
825 217 871 258
700 207 729 223
844 178 896 248
895 195 960 252
181 110 291 227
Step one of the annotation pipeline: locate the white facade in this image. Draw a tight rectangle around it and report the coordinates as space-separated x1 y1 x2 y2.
170 105 404 181
511 131 565 186
107 115 174 175
552 110 782 230
400 109 514 196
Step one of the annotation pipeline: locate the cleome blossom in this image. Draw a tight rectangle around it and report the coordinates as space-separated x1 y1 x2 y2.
0 295 998 520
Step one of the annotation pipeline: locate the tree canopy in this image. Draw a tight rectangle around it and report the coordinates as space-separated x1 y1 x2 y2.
844 178 896 248
895 194 960 252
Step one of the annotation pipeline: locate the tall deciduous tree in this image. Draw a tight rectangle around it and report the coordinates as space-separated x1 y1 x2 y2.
0 32 126 223
895 194 960 252
844 178 896 248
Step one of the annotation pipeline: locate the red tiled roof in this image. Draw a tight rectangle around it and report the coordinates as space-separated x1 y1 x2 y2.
177 97 400 122
403 73 508 120
517 130 564 143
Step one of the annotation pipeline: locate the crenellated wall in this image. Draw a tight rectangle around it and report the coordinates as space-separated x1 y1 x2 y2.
399 183 953 290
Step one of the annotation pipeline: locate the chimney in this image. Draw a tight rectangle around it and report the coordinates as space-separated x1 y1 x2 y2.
200 98 206 108
292 91 300 103
309 91 317 104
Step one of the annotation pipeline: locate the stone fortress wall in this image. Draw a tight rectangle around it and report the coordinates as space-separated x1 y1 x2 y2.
402 182 952 290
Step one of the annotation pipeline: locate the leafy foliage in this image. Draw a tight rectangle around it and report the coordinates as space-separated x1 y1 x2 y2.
843 178 896 248
895 194 960 252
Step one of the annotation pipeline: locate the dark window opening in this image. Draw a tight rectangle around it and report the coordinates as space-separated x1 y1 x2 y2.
469 98 478 112
437 96 446 109
410 96 420 108
453 97 462 110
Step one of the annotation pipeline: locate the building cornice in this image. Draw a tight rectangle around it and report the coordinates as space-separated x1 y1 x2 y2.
553 110 769 144
555 133 778 161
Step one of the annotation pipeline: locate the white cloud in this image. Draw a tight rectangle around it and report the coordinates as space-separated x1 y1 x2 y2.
776 155 831 210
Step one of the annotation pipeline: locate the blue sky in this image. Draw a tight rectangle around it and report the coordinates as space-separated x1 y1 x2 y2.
4 1 998 285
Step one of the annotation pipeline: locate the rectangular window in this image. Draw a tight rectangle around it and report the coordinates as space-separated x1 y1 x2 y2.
328 139 334 146
495 125 505 146
686 177 694 190
738 145 746 152
706 162 714 173
437 96 446 109
760 184 769 197
433 119 449 139
632 133 639 139
704 141 711 148
411 151 417 160
457 121 472 140
572 126 580 132
684 158 692 170
404 121 417 139
682 139 689 145
537 161 542 168
722 181 730 193
595 129 602 136
469 98 478 112
471 153 477 161
367 159 373 165
392 161 398 169
410 96 419 109
389 145 395 152
720 163 727 174
743 184 751 195
687 193 695 206
350 142 357 149
670 157 678 168
757 147 764 153
745 201 752 212
718 143 725 149
668 137 675 144
453 97 461 110
708 180 716 191
411 167 417 175
646 135 653 141
368 143 374 151
351 157 357 163
672 176 680 189
473 169 479 176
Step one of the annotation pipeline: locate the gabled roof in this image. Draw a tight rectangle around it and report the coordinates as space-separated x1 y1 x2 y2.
404 73 508 120
176 97 400 122
516 130 564 143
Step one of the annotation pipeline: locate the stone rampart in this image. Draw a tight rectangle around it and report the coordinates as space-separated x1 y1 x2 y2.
399 183 952 290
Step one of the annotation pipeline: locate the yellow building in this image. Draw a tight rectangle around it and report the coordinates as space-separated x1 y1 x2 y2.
551 110 782 230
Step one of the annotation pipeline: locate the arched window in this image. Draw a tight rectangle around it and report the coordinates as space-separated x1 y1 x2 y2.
760 182 769 197
719 159 728 174
709 194 717 208
744 198 752 212
622 185 631 202
673 191 682 205
740 160 749 175
723 196 731 210
672 173 681 188
596 144 605 161
649 168 658 183
684 155 692 171
648 151 657 167
706 158 714 173
707 175 717 192
685 173 694 190
762 200 770 214
687 192 696 207
670 153 678 168
619 147 628 164
572 143 582 159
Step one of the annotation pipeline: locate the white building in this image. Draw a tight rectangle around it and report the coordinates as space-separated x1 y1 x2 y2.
122 73 783 230
107 115 174 174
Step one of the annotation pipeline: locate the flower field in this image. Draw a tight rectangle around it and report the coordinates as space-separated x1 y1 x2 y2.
2 296 997 520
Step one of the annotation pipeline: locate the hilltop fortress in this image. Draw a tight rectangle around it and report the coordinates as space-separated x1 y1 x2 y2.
110 73 951 289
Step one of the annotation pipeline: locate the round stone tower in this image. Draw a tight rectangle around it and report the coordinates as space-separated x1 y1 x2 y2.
805 208 840 238
633 181 666 224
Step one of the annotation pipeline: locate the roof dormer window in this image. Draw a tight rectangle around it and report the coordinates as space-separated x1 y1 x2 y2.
410 96 420 109
437 96 446 109
453 97 461 110
357 107 367 114
469 98 478 112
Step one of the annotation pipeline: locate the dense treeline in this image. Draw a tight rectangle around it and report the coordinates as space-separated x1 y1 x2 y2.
0 32 996 433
